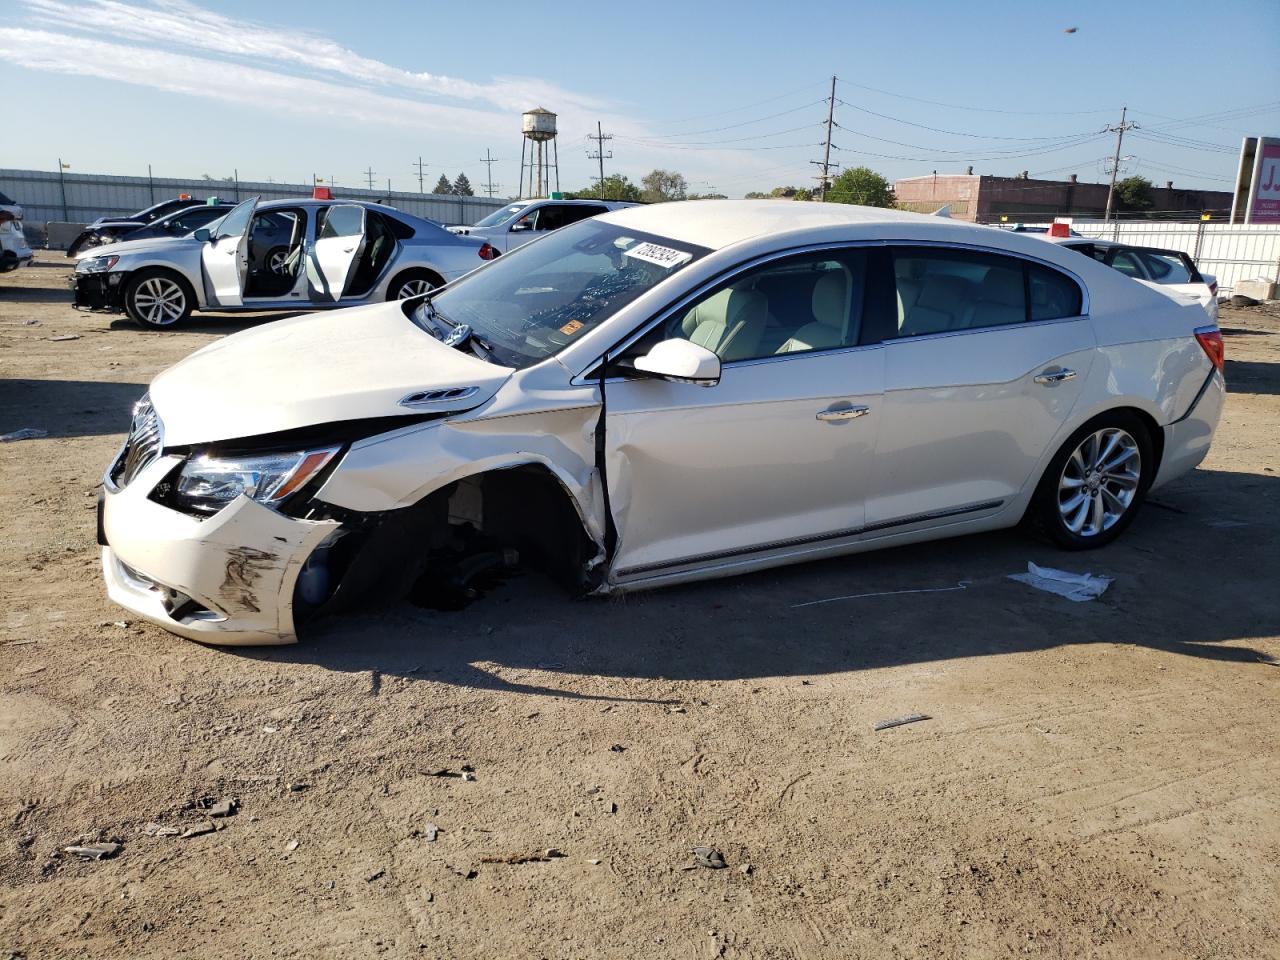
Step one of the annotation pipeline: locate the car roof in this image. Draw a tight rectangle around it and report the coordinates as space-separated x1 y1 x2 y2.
596 199 981 251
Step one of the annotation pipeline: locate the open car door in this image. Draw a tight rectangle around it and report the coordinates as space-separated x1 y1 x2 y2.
307 204 367 301
199 196 259 307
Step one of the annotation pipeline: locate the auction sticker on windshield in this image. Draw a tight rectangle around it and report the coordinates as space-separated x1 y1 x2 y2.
623 242 693 269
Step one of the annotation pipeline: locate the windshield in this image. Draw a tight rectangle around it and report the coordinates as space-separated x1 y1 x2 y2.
472 203 529 228
419 219 709 369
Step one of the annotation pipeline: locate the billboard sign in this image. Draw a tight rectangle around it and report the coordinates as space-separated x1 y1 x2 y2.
1234 136 1280 224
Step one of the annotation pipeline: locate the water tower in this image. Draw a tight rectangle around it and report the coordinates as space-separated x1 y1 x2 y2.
518 107 559 199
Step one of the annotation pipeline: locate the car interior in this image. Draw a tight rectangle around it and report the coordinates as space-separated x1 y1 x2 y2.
244 208 307 297
346 210 399 297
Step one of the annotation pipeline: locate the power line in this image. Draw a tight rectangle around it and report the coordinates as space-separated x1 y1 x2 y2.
832 121 1103 157
621 122 820 147
640 100 826 140
834 98 1095 141
835 76 1116 117
653 80 828 125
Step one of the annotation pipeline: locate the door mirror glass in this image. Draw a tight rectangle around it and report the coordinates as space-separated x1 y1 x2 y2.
193 227 212 242
632 338 721 386
509 222 531 232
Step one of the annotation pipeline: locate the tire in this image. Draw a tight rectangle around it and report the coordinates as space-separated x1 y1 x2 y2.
1029 411 1154 550
66 232 102 258
123 269 196 329
386 268 443 301
265 245 291 275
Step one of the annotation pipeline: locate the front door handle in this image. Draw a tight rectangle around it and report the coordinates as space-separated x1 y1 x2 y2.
816 405 871 422
1034 368 1077 385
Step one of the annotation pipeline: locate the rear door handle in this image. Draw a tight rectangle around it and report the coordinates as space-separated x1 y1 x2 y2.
816 405 871 422
1034 368 1077 385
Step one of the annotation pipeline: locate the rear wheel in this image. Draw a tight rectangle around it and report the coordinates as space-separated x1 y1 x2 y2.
123 270 195 329
1031 412 1153 550
386 268 443 301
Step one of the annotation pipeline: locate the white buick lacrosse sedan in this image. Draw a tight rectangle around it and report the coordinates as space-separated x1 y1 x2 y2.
98 200 1224 644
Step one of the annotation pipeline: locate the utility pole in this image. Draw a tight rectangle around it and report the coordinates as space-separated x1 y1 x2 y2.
364 166 376 190
413 156 428 194
812 75 837 201
56 157 69 221
587 121 613 199
1103 106 1139 223
478 149 501 198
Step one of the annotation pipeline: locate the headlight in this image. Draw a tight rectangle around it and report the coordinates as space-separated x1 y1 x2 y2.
173 446 340 515
79 254 119 274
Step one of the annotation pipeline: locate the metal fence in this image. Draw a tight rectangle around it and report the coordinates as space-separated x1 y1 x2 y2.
0 168 511 231
1026 220 1280 293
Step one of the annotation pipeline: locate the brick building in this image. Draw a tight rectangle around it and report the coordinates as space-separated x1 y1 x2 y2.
893 172 1233 223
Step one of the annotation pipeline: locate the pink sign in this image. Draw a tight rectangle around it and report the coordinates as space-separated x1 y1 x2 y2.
1251 142 1280 223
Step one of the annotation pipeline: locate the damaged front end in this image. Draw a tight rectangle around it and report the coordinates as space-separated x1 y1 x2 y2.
71 260 128 313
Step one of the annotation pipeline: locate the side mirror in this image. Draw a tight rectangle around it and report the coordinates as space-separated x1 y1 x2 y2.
193 228 212 242
509 222 530 232
632 338 721 387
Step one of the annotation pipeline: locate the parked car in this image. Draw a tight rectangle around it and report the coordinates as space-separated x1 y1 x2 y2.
1044 236 1218 322
449 198 637 253
0 190 33 273
97 200 1224 645
72 195 495 328
88 201 237 248
66 196 228 257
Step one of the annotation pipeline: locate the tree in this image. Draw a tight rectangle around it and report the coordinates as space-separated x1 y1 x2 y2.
745 185 813 201
826 166 895 207
432 174 453 195
686 192 728 200
452 172 474 197
566 174 643 202
641 169 688 203
1115 176 1154 212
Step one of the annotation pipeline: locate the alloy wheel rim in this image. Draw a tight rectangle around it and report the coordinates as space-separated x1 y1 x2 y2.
1057 427 1141 537
398 278 434 299
268 250 288 274
133 278 185 326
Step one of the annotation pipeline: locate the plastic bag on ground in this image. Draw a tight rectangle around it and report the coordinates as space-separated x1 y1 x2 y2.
1008 561 1112 602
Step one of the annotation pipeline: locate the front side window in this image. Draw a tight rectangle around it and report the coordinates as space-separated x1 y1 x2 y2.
212 197 258 241
422 219 708 369
640 250 868 363
473 204 528 228
891 247 1082 337
319 205 365 239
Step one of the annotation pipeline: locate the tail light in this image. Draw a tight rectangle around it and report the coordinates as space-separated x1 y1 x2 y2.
1194 326 1224 372
478 242 497 261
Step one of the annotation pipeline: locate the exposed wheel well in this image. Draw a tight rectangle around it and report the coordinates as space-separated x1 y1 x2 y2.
311 463 601 619
386 267 445 299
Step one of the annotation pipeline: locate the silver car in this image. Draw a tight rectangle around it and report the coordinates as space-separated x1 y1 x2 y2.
72 196 495 328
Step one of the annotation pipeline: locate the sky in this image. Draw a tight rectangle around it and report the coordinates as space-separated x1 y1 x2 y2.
1 0 1277 198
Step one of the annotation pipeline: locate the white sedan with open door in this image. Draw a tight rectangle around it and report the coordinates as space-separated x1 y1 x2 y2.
96 200 1224 645
72 195 496 328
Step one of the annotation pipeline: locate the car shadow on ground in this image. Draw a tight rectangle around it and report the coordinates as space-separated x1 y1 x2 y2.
105 312 306 336
0 379 148 437
0 287 75 305
1225 359 1279 395
241 467 1279 702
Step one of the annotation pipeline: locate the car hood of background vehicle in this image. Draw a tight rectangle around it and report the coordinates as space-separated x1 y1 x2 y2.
80 235 202 261
149 302 514 446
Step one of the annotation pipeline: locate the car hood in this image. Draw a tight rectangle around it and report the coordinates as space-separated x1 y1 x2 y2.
150 301 514 447
77 235 203 260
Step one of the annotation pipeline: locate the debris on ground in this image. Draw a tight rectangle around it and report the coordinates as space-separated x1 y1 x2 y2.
208 799 238 818
422 824 439 842
285 839 300 852
1 429 49 443
693 847 727 869
481 849 566 865
365 868 386 882
740 863 753 875
140 823 181 837
288 782 308 792
874 713 932 732
181 822 216 839
609 743 626 753
49 334 81 342
63 842 121 861
1008 562 1112 602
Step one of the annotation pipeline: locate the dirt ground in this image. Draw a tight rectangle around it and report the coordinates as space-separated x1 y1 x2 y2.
1 250 1277 960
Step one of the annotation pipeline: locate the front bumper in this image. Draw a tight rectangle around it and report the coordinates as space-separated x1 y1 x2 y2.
100 454 339 645
71 271 127 312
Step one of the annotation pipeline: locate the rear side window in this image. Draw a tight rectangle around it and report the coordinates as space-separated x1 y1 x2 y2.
1138 251 1193 284
1109 250 1145 279
889 247 1082 338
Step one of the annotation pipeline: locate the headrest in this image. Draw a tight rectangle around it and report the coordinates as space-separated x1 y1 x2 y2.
915 274 968 311
978 268 1023 306
811 270 850 329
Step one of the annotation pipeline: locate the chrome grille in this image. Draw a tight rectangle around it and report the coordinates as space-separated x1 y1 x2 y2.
115 396 164 487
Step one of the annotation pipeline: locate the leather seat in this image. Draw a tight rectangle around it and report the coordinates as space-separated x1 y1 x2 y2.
680 286 767 362
963 267 1024 328
777 268 852 353
900 274 970 336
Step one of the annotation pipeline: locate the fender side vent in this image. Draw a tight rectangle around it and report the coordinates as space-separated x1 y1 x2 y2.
399 386 480 408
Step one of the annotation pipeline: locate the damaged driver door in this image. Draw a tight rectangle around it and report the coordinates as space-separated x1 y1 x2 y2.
306 204 367 302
